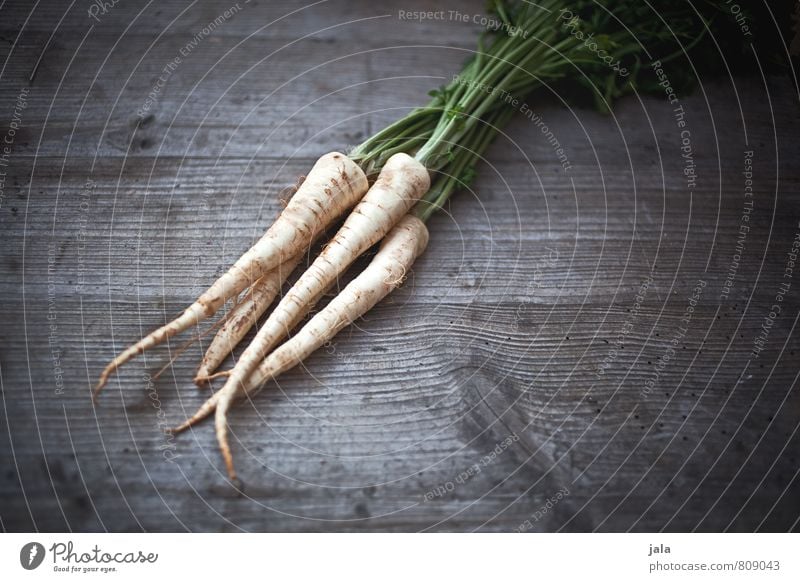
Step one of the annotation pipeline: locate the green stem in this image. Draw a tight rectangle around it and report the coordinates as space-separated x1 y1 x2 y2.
351 0 717 220
414 105 516 222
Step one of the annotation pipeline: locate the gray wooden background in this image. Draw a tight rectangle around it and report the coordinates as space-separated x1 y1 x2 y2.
1 0 798 532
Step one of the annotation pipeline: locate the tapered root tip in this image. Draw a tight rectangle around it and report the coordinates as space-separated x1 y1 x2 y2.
218 423 237 480
194 362 211 386
215 396 238 482
223 450 237 482
170 397 219 433
197 370 231 384
169 414 204 434
92 376 109 402
168 421 191 435
93 360 120 401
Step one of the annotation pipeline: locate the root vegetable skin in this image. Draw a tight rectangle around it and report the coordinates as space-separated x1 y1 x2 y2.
209 153 430 419
194 253 304 383
93 152 367 397
170 155 429 435
251 214 429 390
216 214 430 478
170 215 429 438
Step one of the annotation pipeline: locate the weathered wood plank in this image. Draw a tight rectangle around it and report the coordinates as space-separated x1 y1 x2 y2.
0 0 489 39
1 0 799 533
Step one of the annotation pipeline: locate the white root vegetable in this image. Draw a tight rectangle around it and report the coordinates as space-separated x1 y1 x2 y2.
171 390 223 434
173 215 430 479
204 153 430 428
250 215 429 390
94 152 368 397
194 254 303 384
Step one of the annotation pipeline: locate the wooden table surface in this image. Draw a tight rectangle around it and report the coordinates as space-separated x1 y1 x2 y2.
1 0 798 532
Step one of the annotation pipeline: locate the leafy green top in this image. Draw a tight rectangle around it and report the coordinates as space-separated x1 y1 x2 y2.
349 0 793 221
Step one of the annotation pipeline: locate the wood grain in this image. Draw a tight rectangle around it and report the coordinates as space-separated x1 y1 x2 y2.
1 0 798 532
